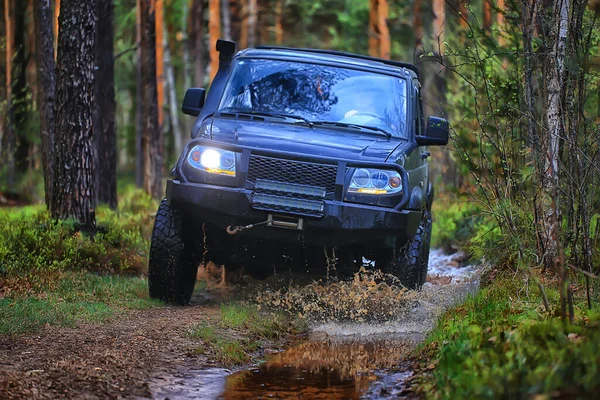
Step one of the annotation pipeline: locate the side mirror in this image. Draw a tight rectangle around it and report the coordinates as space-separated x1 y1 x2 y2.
182 88 206 116
417 116 449 146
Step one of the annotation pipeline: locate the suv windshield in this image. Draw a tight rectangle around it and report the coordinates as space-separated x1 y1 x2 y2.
218 58 408 138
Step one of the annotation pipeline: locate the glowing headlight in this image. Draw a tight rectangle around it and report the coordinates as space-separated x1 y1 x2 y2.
187 145 237 176
347 168 402 195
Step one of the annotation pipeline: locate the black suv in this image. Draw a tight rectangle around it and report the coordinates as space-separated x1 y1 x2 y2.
148 40 449 304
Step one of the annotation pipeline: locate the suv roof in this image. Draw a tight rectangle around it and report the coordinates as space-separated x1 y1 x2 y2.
237 46 419 79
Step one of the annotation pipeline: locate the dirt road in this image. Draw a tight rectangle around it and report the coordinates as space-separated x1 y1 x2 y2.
0 249 476 399
0 302 217 399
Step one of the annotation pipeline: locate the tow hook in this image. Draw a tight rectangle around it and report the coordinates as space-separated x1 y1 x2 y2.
226 220 270 235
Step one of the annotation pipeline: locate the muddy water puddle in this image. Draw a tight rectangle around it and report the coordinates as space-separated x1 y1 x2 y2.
150 249 478 399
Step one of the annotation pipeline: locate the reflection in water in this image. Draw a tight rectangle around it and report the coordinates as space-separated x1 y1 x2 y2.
219 337 415 399
150 249 476 400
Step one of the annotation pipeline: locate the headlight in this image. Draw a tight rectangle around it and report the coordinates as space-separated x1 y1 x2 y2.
347 168 402 195
186 145 237 176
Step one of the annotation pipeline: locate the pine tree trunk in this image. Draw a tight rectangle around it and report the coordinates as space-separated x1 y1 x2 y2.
377 0 390 59
135 0 144 187
208 0 221 81
3 0 15 190
497 0 506 47
247 0 256 48
182 0 192 91
163 10 184 157
239 1 247 49
191 0 205 86
32 0 56 209
140 0 162 198
483 0 492 30
94 0 117 209
432 0 445 55
459 0 468 29
368 0 378 57
413 0 423 59
13 0 30 175
275 0 283 45
181 0 193 137
221 0 231 41
156 0 165 129
52 0 98 228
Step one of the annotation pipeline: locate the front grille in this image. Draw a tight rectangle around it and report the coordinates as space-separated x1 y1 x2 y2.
247 156 337 193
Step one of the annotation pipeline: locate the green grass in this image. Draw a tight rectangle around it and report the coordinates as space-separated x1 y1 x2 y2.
416 274 600 399
219 303 306 339
187 322 251 365
0 187 162 336
188 303 306 366
0 272 161 336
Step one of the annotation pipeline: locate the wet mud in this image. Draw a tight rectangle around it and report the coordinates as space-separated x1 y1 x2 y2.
150 249 479 399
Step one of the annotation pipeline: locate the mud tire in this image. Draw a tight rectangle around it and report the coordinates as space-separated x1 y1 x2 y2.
387 214 431 290
148 199 200 305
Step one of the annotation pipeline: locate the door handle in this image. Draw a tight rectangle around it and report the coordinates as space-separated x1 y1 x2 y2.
421 151 431 160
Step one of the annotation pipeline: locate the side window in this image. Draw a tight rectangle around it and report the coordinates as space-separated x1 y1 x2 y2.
413 83 423 136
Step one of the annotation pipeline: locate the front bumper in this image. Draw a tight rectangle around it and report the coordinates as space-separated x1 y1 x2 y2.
167 179 421 248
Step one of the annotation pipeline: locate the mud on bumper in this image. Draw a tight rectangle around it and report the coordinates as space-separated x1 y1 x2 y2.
167 180 422 248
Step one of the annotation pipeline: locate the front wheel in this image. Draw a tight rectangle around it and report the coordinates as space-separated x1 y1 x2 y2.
385 214 431 290
148 199 200 305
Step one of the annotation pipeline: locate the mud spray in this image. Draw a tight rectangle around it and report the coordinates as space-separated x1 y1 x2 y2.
150 249 479 399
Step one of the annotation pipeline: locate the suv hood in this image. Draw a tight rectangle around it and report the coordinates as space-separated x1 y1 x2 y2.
208 117 404 161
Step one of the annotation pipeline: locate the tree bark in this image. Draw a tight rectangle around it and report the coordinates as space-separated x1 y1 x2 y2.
247 0 256 48
94 0 117 209
483 0 492 30
52 0 97 228
544 0 570 320
459 0 468 29
275 0 283 45
377 0 390 59
3 0 15 190
497 0 506 47
239 1 247 49
208 0 221 81
413 0 423 59
221 0 231 41
12 0 30 175
135 0 144 187
163 9 184 157
368 0 378 57
432 0 446 55
182 0 192 92
32 0 56 209
140 0 162 198
155 0 165 129
191 0 205 86
181 0 193 137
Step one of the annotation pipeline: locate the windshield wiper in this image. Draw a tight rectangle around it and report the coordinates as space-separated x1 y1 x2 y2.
310 121 392 139
219 109 314 127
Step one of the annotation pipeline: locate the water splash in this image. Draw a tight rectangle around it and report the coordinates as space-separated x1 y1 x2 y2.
255 268 418 323
150 249 479 399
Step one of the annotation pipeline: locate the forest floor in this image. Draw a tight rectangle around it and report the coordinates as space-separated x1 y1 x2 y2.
0 250 476 400
0 286 304 400
0 302 216 399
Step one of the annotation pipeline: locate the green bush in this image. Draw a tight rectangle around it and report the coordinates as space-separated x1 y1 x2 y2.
0 208 152 288
116 186 159 215
417 275 600 399
431 194 484 248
